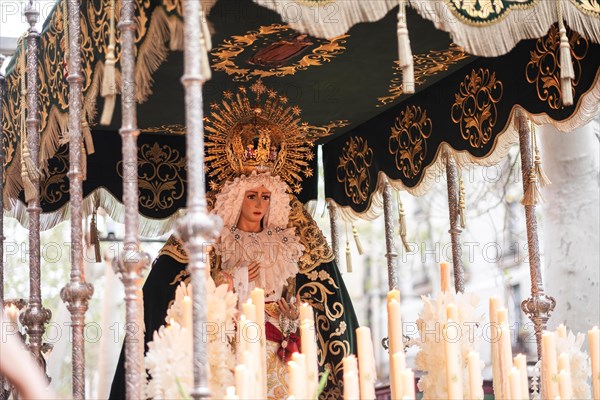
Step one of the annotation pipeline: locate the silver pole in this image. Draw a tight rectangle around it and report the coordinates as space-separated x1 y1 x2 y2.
445 153 465 293
516 110 555 359
20 0 52 365
60 0 94 398
382 177 399 290
176 1 221 398
327 200 340 266
115 1 148 399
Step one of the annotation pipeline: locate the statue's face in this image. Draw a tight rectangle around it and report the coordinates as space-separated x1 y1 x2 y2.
238 185 271 227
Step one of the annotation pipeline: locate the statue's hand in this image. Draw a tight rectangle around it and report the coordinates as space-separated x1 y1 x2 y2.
277 298 299 320
248 261 261 283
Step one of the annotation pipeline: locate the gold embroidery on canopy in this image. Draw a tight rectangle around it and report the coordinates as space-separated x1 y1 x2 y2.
451 68 503 148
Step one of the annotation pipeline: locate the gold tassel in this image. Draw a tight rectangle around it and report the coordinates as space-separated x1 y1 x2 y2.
352 223 363 255
458 176 466 229
521 168 543 206
100 0 117 125
397 191 410 252
397 0 414 94
89 205 102 263
557 0 574 106
531 123 551 187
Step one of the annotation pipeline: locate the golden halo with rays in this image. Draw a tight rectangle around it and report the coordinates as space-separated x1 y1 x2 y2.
205 81 324 194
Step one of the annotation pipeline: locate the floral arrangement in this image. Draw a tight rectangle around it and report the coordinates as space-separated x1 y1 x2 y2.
409 290 483 400
145 278 238 399
556 329 592 399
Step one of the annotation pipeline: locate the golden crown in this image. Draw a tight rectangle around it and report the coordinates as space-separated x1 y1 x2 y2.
205 82 348 193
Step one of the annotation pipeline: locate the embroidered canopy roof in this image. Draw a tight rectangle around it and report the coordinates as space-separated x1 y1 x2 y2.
1 0 599 234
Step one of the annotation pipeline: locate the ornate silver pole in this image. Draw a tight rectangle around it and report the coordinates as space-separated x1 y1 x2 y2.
20 0 52 365
445 152 465 293
60 0 94 398
176 1 221 398
327 199 340 266
516 111 555 359
382 177 399 291
0 53 5 400
115 1 148 399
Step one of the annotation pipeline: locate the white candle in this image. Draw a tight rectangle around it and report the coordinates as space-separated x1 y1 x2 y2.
489 297 502 399
589 326 600 400
251 288 266 397
301 319 319 399
343 354 358 374
387 289 401 303
440 262 450 292
224 386 238 399
235 364 249 399
356 327 376 399
242 299 256 322
288 361 303 398
443 321 463 399
299 302 314 323
343 371 360 400
496 307 508 326
388 298 403 355
446 303 459 322
391 352 405 399
467 351 484 400
291 353 307 399
182 296 192 330
514 354 530 400
558 369 572 400
542 331 559 399
401 368 416 400
510 367 524 400
498 323 514 399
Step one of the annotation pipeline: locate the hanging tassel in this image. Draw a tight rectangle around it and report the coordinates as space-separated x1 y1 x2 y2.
458 176 466 229
100 0 117 125
351 223 363 255
397 191 410 252
199 6 212 81
397 0 414 94
521 168 543 206
89 205 102 263
531 123 551 187
557 0 574 106
345 225 352 273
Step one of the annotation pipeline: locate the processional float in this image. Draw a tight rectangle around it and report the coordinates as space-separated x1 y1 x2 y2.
1 0 599 399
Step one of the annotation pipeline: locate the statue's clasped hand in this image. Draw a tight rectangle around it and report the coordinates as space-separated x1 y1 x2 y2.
277 298 299 320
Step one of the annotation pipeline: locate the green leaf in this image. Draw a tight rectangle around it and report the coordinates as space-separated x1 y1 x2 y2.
314 368 331 399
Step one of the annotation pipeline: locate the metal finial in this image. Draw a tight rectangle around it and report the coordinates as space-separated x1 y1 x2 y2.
24 0 39 28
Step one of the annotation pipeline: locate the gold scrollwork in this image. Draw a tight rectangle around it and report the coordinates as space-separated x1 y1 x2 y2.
389 105 433 179
40 145 69 205
378 44 470 106
336 137 374 205
445 0 538 23
118 142 186 211
451 68 503 148
211 24 348 82
525 25 589 109
570 0 600 17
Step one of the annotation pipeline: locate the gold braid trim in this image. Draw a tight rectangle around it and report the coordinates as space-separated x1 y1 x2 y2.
158 234 189 264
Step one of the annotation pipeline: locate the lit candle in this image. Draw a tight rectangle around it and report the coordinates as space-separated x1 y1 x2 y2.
514 354 530 400
509 367 522 400
542 331 559 399
288 361 303 398
251 288 266 397
235 364 249 399
558 369 572 400
299 302 314 323
556 324 567 339
387 289 401 303
498 323 513 399
343 371 359 400
589 326 600 400
489 296 502 399
356 327 377 399
443 321 463 399
182 296 192 330
242 299 256 322
391 352 406 399
401 368 416 399
224 386 238 399
446 303 459 322
301 319 319 399
440 262 450 292
467 351 484 400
